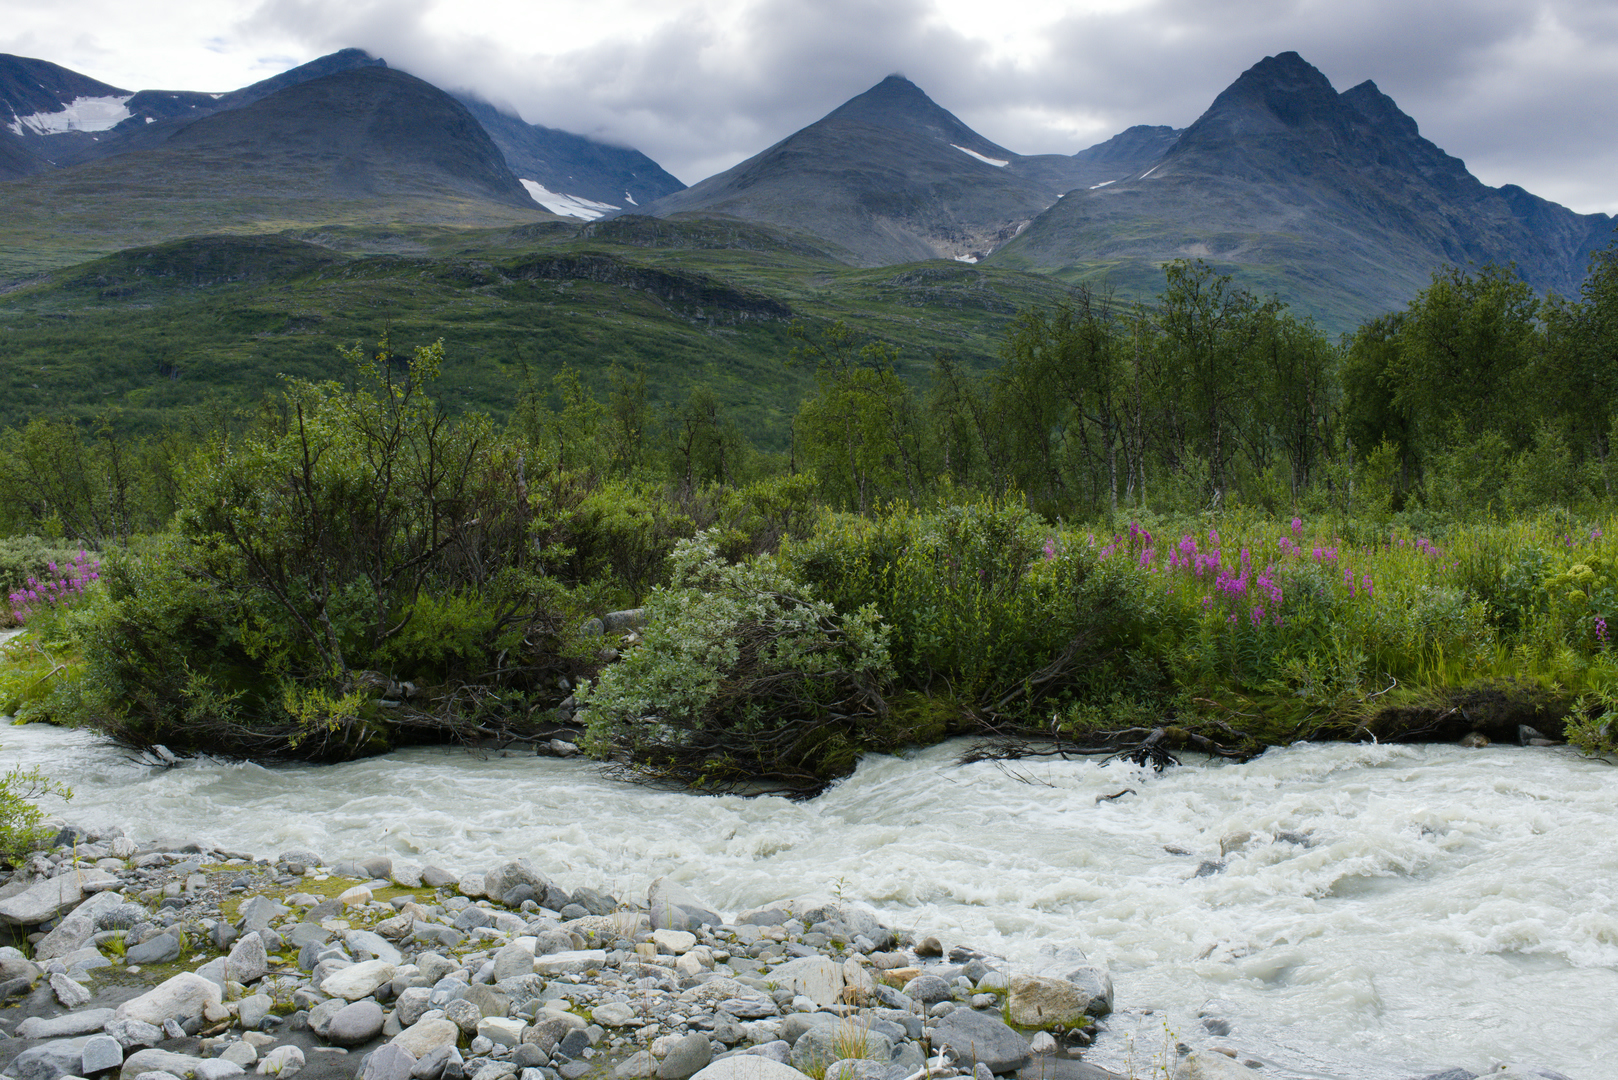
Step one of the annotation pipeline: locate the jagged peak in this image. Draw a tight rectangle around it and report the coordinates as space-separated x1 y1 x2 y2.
1341 79 1421 141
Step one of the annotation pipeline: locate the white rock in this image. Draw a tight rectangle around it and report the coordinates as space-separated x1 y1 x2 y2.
338 885 373 907
0 870 119 925
321 960 398 1001
593 1002 637 1027
115 972 225 1026
392 1018 461 1059
257 1046 305 1077
222 1042 259 1067
477 1016 525 1047
767 956 844 1007
688 1059 811 1080
651 929 696 955
533 949 606 975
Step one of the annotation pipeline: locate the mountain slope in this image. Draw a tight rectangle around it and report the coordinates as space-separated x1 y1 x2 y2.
644 75 1090 265
992 52 1614 329
0 66 553 277
455 95 685 218
1 49 686 225
0 53 132 178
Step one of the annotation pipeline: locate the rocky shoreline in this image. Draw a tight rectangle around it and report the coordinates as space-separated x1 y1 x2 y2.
0 826 1576 1080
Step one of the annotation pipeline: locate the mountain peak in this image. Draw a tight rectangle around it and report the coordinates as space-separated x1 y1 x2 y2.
1168 50 1363 165
821 74 1014 160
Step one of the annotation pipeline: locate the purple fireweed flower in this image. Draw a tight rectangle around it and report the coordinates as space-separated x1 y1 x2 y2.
1597 616 1608 646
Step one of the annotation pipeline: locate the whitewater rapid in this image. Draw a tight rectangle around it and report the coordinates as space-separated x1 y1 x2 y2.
3 723 1615 1079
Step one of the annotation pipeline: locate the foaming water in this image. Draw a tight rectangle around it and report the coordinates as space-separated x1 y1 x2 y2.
5 723 1616 1080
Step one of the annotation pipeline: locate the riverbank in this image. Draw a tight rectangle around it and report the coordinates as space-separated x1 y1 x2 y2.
2 726 1613 1080
0 828 1143 1080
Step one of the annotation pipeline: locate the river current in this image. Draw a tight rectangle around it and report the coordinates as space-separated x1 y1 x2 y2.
3 721 1615 1080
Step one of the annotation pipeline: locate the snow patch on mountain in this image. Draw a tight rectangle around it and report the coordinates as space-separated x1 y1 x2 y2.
951 144 1009 168
1089 180 1116 189
7 94 133 137
624 191 638 206
520 179 620 219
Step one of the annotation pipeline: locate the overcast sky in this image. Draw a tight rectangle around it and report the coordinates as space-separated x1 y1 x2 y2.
4 0 1616 214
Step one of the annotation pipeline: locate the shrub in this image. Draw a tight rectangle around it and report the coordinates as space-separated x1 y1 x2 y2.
0 753 72 866
790 500 1153 718
577 533 894 794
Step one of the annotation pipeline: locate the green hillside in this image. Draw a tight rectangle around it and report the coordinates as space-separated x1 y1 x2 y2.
0 219 1076 444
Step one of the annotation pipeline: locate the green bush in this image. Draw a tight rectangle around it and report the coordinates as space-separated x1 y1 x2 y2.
0 753 72 866
789 500 1153 717
577 533 894 794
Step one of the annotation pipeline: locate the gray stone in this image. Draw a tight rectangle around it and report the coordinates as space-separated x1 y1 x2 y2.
900 975 950 1005
1012 1058 1122 1080
933 1008 1030 1075
715 998 778 1020
397 987 434 1027
1060 967 1112 1017
115 972 224 1027
51 971 93 1008
444 998 482 1035
348 930 404 966
658 1033 713 1080
361 856 394 880
648 878 723 932
789 1026 891 1075
362 1044 419 1080
532 950 606 976
227 933 270 984
17 1009 117 1040
307 999 345 1038
81 1034 125 1074
394 1018 463 1059
463 985 511 1019
35 914 97 960
237 994 273 1031
0 870 119 925
119 1049 243 1080
103 1018 163 1051
421 866 459 889
236 896 288 933
329 1000 387 1046
322 960 399 1001
483 861 552 904
780 1013 841 1045
10 1036 95 1080
689 1059 813 1080
124 933 181 965
492 940 536 982
477 1017 526 1048
1006 975 1092 1029
410 1045 463 1080
601 609 645 632
593 1002 636 1027
824 1064 886 1080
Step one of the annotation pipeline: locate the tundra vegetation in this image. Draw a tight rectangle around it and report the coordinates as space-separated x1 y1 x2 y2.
3 250 1618 807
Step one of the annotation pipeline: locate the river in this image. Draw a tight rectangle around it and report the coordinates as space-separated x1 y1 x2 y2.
3 721 1615 1080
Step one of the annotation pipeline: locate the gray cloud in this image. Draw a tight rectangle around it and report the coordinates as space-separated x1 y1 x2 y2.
21 0 1611 214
